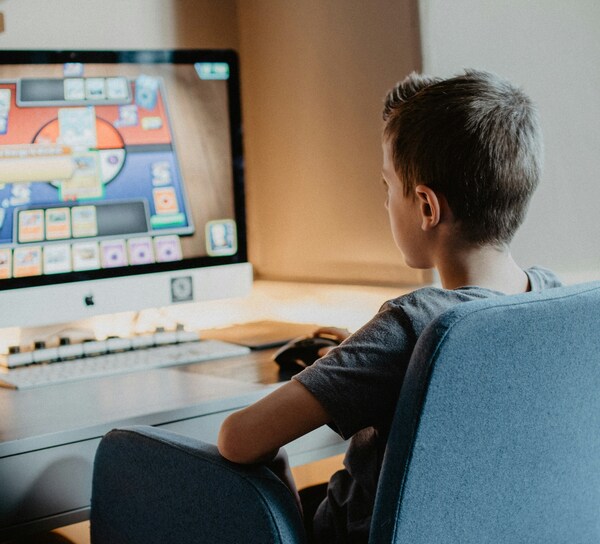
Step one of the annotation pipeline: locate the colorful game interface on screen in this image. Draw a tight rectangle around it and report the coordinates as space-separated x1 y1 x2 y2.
0 60 239 280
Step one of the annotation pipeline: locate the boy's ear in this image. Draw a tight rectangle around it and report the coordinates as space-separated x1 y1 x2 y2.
415 185 443 231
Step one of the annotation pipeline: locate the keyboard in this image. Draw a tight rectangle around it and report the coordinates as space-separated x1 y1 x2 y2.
0 339 250 390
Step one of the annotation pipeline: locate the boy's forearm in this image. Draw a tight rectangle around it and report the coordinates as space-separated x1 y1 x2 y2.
217 409 261 464
217 380 331 464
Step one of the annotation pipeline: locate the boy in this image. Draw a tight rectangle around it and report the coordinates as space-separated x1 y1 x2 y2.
218 70 562 543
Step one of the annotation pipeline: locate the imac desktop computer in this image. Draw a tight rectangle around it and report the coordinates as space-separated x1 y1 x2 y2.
0 49 252 332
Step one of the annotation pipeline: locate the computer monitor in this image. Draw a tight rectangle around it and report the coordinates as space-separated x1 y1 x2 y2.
0 50 251 329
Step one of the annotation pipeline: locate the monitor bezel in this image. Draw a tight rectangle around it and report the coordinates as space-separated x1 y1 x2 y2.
0 49 248 291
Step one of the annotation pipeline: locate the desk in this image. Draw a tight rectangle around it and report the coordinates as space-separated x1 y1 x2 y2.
0 280 408 541
0 349 347 541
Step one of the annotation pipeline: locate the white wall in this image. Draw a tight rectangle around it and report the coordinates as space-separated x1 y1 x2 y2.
419 0 600 282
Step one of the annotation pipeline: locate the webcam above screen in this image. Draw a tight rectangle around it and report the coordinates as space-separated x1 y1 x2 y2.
0 50 251 329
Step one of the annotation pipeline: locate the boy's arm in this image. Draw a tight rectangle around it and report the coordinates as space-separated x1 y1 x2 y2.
218 379 331 464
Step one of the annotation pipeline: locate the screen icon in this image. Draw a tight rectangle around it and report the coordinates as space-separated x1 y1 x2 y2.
153 187 179 215
128 237 155 265
72 241 100 271
206 219 237 256
13 246 42 277
0 248 11 279
45 207 71 240
154 235 182 262
71 205 98 238
43 244 72 274
64 78 85 101
106 77 130 100
18 209 45 243
135 75 159 110
85 78 106 100
100 239 128 268
58 106 97 148
64 63 84 78
195 62 230 80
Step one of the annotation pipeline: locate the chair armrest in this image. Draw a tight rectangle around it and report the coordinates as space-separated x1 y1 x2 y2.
91 425 306 544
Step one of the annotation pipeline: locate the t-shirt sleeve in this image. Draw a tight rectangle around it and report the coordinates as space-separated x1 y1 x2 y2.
293 303 416 439
526 266 563 290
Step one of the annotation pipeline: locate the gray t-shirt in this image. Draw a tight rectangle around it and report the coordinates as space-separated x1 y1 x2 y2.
294 266 562 543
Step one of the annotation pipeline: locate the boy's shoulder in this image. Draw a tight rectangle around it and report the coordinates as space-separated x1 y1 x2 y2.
374 286 481 343
385 266 561 307
382 281 500 313
379 266 562 335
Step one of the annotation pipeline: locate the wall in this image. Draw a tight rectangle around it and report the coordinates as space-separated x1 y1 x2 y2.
4 1 595 286
237 0 426 286
419 0 600 282
0 0 427 287
0 0 238 49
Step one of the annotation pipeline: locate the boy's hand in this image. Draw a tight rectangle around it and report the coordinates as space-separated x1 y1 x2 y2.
313 327 351 357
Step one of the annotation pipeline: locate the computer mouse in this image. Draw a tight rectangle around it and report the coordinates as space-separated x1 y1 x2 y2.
272 334 340 374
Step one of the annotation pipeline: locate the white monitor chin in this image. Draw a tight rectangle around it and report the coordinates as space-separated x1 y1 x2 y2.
0 262 252 329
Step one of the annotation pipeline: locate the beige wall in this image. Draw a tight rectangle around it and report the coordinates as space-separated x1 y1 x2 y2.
0 0 427 287
237 0 426 285
0 0 238 50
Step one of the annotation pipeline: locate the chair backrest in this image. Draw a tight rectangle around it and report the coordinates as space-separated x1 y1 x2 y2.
370 282 600 543
91 426 306 544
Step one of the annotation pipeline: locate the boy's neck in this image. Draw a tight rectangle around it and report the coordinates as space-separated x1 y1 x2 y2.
435 244 530 294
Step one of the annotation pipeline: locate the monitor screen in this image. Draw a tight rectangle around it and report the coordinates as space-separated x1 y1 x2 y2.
0 50 251 328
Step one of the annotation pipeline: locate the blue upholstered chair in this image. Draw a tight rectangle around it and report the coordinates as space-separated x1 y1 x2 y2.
91 281 600 543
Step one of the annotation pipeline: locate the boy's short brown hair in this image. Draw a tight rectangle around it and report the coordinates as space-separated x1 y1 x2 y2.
383 70 543 246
